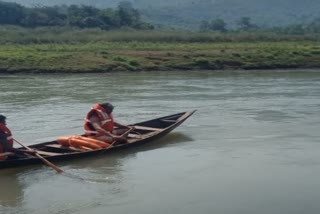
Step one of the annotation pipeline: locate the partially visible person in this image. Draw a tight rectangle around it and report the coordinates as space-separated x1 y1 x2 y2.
0 115 35 160
84 103 131 144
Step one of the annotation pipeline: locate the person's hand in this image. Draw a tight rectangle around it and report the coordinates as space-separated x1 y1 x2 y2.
112 135 121 140
7 152 15 156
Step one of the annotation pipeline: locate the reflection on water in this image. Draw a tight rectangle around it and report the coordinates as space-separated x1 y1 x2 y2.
61 132 192 182
0 170 24 207
0 131 192 213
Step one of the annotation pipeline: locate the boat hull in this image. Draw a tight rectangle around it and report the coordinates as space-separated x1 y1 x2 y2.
0 111 195 170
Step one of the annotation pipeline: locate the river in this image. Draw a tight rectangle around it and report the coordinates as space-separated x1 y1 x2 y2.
0 70 320 214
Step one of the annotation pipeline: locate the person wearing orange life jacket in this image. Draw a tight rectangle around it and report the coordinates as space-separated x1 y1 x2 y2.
0 115 35 160
84 103 131 143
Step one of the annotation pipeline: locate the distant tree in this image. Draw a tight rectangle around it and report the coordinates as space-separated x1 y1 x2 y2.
66 5 84 27
0 1 153 30
237 17 258 31
118 1 134 10
98 8 119 30
21 8 53 27
0 1 25 25
210 18 227 32
67 5 101 28
33 6 66 26
199 19 227 32
116 1 152 29
117 1 140 27
79 5 99 17
80 17 104 28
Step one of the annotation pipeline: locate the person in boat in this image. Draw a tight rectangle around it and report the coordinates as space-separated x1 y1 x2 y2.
84 103 131 144
0 115 35 160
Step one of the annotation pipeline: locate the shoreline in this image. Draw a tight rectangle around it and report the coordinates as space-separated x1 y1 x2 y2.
0 41 319 73
1 67 320 74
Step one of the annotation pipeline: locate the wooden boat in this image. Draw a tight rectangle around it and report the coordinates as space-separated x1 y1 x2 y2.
0 111 195 170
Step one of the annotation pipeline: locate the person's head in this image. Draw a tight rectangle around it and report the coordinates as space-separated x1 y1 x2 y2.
101 103 114 114
0 114 6 125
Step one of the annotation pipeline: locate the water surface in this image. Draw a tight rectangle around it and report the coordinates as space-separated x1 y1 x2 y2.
0 70 320 214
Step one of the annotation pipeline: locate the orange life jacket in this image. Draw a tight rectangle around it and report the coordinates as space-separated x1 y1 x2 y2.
0 123 13 160
57 135 110 150
84 104 114 136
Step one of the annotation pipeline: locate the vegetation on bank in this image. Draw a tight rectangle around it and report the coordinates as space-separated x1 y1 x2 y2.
1 27 320 44
2 0 320 34
0 29 319 73
0 1 319 73
0 1 152 30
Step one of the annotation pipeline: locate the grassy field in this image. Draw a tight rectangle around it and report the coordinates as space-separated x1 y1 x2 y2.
0 28 320 73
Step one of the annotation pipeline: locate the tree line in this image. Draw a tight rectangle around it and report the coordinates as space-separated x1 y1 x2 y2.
1 0 320 35
200 17 320 34
0 1 153 30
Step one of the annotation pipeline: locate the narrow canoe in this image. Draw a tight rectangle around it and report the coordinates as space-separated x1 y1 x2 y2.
0 110 195 170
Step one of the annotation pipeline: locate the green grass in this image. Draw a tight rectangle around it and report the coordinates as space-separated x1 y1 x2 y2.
0 41 319 73
0 27 320 73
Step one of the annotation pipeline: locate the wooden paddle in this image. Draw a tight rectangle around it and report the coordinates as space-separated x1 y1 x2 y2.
13 138 64 173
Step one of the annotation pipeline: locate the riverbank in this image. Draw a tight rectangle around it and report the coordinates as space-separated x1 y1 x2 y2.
0 29 320 73
0 41 320 73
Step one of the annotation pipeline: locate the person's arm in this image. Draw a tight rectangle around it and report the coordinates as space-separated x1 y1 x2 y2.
114 121 131 129
0 132 20 153
0 132 35 155
91 116 128 140
89 115 118 138
0 132 11 151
